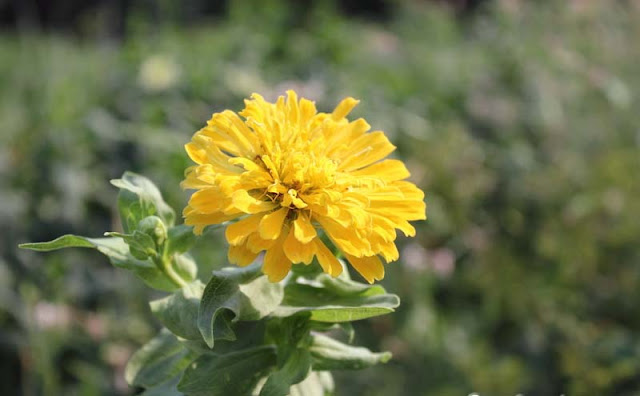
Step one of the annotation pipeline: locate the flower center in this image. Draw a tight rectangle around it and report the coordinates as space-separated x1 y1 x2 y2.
257 148 338 210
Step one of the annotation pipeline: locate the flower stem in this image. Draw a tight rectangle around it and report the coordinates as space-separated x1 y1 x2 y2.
153 255 187 288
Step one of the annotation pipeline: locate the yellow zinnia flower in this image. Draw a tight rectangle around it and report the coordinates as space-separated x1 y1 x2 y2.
182 91 426 283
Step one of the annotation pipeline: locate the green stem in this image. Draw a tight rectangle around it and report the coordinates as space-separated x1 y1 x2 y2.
153 255 187 288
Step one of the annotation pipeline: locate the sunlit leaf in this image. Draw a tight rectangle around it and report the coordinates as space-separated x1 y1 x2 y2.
105 231 157 260
19 235 99 251
310 333 391 370
289 371 335 396
273 280 399 322
111 171 175 232
20 235 181 291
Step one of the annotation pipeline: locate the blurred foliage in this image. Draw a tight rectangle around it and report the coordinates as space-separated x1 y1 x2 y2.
3 0 640 395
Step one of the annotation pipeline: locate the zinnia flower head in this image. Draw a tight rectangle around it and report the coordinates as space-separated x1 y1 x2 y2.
182 91 426 283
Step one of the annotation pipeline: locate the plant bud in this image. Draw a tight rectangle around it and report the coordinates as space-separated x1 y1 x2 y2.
137 216 168 250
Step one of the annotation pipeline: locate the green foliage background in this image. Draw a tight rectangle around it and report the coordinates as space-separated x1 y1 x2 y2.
3 0 640 395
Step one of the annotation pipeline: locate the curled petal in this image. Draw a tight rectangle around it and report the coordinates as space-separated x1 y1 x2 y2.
344 253 384 284
263 235 291 282
259 208 289 240
283 227 316 264
228 244 259 267
225 214 265 245
313 239 343 278
293 214 317 244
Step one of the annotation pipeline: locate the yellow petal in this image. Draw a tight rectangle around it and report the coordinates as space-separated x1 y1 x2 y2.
246 232 277 253
369 200 426 221
281 189 307 209
376 241 399 262
228 157 261 172
351 159 410 181
184 211 240 235
313 239 343 277
209 111 258 156
286 90 300 126
232 190 277 214
259 208 289 240
225 214 265 245
187 188 227 214
299 98 317 125
331 97 359 120
344 253 384 284
316 216 372 257
293 214 317 244
283 227 315 264
263 237 291 282
337 131 396 172
325 118 370 156
184 142 208 165
228 244 259 267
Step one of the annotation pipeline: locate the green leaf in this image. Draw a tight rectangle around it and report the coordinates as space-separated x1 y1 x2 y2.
137 216 169 247
20 235 182 291
111 172 175 232
198 263 284 348
125 329 198 388
151 280 235 342
310 333 391 371
172 253 198 284
273 280 400 322
105 231 157 260
260 315 314 395
167 225 198 255
316 274 387 297
289 371 334 396
309 322 355 343
180 321 267 357
178 346 277 396
259 348 311 396
19 234 97 251
212 262 265 283
140 375 182 396
264 315 312 365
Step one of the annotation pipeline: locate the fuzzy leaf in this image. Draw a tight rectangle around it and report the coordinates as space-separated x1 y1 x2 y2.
289 371 334 396
180 321 268 357
19 235 181 291
259 348 311 396
178 346 277 396
140 375 182 396
105 231 157 260
309 321 355 343
310 333 391 370
151 280 235 342
260 314 313 395
125 329 198 388
167 225 198 254
111 172 175 232
172 253 198 284
265 315 312 366
198 263 284 348
273 281 399 322
19 235 98 251
316 273 387 297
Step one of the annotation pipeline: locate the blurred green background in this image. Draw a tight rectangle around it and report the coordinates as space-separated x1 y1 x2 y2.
3 0 640 394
